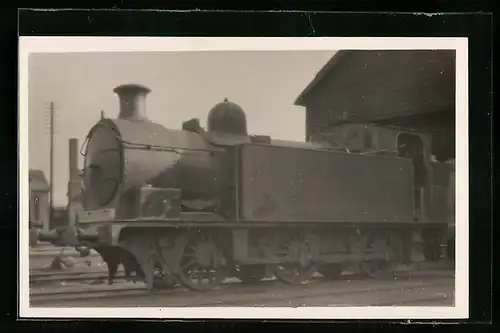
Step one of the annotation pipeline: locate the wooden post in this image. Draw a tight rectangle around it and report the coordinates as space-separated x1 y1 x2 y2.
49 102 55 230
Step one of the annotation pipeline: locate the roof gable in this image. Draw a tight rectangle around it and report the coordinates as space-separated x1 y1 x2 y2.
294 51 349 106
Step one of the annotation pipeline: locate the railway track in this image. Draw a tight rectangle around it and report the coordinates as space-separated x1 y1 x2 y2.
30 275 286 303
30 270 454 307
210 280 454 307
30 269 122 284
29 259 454 285
29 247 102 271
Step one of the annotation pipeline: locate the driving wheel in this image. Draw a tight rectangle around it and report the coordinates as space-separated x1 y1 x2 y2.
274 233 315 285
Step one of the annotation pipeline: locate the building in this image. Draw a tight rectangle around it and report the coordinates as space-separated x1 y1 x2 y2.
29 169 50 232
50 206 68 229
294 50 456 162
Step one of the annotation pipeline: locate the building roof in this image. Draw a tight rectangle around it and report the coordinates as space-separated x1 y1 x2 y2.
294 51 349 106
29 169 49 192
294 50 456 113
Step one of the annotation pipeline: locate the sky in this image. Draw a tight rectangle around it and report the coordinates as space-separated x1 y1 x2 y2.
28 50 335 206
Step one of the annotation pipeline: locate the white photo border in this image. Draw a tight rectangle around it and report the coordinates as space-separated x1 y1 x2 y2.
18 37 469 319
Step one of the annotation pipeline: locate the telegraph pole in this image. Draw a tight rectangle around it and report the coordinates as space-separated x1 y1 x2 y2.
49 102 55 225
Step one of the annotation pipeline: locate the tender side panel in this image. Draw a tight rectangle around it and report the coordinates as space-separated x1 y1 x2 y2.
238 144 415 223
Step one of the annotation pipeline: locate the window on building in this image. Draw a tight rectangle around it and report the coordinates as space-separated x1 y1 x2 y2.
33 195 40 221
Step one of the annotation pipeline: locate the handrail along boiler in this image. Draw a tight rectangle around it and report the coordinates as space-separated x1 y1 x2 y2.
42 83 454 291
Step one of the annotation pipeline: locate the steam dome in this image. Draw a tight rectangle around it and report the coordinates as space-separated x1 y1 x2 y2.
207 98 247 135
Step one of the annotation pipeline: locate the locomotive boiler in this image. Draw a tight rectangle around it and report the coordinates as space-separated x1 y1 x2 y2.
51 83 453 291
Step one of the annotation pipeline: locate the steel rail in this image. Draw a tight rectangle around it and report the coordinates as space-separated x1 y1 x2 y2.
29 272 453 305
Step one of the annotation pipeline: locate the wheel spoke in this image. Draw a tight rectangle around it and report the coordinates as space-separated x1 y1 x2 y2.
274 235 314 285
177 233 225 291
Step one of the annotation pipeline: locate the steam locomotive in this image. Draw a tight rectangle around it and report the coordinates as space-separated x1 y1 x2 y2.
40 83 455 291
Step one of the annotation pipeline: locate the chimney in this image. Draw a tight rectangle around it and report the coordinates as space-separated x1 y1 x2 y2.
113 84 152 121
69 138 78 179
67 138 81 201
